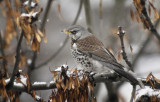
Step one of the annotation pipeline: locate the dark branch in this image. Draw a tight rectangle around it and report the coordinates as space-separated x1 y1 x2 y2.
6 31 24 90
132 18 160 69
83 0 93 33
29 0 54 70
0 31 8 77
117 26 132 69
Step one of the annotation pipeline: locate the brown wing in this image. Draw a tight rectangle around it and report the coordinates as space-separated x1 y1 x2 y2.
76 34 117 62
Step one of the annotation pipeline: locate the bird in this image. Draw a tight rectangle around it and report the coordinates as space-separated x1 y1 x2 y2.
62 25 138 84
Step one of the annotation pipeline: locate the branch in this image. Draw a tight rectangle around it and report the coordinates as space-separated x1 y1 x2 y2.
5 72 160 92
0 31 8 77
132 18 160 69
130 85 136 102
29 0 54 70
35 0 83 69
133 0 160 41
83 0 93 33
6 31 24 90
117 26 132 69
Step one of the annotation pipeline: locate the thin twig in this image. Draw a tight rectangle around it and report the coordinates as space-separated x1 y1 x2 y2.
29 0 54 70
0 31 8 77
5 31 24 90
132 18 160 69
83 0 93 33
130 85 136 102
105 82 118 102
35 0 83 69
28 0 32 8
117 26 132 69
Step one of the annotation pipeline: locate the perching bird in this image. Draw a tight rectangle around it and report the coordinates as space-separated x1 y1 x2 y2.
62 25 138 84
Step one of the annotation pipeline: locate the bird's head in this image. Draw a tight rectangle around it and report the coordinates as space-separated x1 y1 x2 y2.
62 25 90 42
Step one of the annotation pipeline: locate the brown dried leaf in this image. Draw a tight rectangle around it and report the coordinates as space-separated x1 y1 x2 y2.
148 4 151 16
68 76 72 90
26 75 30 92
130 45 133 52
149 1 159 21
32 90 36 99
0 56 4 59
24 33 31 45
56 82 61 89
154 9 159 21
53 71 57 81
44 36 47 43
14 0 21 8
36 33 41 42
135 12 141 23
52 97 56 102
31 35 40 52
117 52 121 62
57 4 63 20
0 3 7 17
146 73 152 82
130 9 135 21
19 55 26 67
37 29 44 37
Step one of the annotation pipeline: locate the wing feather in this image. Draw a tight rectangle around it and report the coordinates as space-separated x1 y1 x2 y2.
76 35 123 67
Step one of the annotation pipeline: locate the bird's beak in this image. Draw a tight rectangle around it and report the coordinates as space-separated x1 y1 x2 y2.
61 29 71 34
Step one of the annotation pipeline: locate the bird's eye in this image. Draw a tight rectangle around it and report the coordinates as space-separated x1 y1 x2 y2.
71 30 77 35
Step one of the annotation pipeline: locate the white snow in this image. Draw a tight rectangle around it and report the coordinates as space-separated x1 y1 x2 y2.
23 1 37 7
20 75 27 85
35 95 41 100
21 12 38 18
27 59 32 65
135 87 160 101
33 82 46 85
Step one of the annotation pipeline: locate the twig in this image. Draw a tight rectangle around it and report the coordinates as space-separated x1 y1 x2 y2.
29 0 54 70
0 31 8 77
35 0 83 69
105 82 118 102
117 26 132 69
130 85 136 102
83 0 93 33
132 18 160 69
5 31 24 90
28 0 32 8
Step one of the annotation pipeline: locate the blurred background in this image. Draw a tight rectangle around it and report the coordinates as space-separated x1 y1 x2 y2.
1 0 160 101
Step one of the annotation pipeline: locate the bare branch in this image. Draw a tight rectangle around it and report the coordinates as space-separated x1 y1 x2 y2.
6 31 24 90
0 31 8 77
130 85 136 102
29 0 54 70
83 0 93 33
5 72 160 92
35 0 83 69
132 18 160 69
117 26 132 69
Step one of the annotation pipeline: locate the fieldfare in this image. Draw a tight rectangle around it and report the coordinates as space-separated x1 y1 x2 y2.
62 25 138 84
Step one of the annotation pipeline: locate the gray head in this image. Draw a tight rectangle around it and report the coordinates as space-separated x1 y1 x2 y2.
62 25 90 41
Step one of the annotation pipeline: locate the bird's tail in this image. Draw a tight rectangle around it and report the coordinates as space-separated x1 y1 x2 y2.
111 66 139 84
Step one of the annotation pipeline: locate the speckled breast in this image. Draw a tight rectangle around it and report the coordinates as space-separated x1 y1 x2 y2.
71 49 93 71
